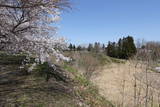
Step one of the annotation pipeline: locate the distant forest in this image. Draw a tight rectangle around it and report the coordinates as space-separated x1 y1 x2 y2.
68 36 137 59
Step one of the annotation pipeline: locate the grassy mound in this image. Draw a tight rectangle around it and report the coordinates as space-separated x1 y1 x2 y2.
0 52 114 107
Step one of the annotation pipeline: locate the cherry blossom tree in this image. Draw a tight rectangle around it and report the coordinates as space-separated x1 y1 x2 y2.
0 0 70 65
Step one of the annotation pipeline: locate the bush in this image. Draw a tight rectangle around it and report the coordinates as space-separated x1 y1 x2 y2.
63 51 111 79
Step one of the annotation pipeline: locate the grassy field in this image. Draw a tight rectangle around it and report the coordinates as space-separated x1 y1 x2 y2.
1 51 160 107
91 61 160 107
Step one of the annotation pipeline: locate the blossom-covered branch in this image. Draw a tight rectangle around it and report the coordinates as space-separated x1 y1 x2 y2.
0 0 70 63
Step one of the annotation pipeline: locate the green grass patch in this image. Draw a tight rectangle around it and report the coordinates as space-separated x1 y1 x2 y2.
110 57 126 63
0 51 35 65
62 62 90 86
63 63 78 73
62 63 114 107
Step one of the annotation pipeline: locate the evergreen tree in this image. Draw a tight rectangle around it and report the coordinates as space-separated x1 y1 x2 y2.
118 38 123 58
88 43 93 51
111 42 117 57
94 42 100 53
72 45 76 51
106 36 137 59
120 36 137 59
68 43 73 51
126 36 137 57
102 44 105 51
106 41 115 57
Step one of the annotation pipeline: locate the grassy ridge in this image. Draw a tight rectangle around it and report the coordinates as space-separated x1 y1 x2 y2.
0 52 114 107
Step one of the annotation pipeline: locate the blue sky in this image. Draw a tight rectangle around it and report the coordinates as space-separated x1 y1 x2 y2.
57 0 160 45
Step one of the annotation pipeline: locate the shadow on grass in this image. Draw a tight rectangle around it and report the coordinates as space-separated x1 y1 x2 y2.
0 64 76 107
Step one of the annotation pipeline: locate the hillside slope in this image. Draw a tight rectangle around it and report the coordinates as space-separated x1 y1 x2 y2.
0 52 114 107
0 64 80 107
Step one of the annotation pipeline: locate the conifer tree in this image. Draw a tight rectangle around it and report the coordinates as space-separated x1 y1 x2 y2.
88 43 93 51
106 36 137 59
72 45 76 51
94 42 101 53
102 44 106 51
68 43 73 51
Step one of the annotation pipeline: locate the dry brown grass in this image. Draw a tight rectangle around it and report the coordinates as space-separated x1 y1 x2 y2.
63 51 107 79
91 61 160 107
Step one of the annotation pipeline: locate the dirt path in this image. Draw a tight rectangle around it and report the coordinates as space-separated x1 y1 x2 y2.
91 61 160 107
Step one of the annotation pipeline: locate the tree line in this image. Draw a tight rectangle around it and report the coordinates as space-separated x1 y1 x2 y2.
68 36 137 59
68 42 105 52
